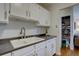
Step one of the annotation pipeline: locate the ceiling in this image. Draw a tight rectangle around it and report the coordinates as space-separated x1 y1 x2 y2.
38 3 52 10
38 3 77 10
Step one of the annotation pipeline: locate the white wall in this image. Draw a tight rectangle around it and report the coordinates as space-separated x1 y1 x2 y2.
60 7 72 16
73 4 79 35
48 3 76 55
0 19 46 39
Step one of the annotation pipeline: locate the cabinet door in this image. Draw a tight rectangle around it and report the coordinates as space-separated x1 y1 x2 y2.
52 38 56 54
0 3 5 22
10 3 29 18
46 39 56 56
37 5 50 26
49 38 56 55
29 3 39 21
0 3 8 23
23 50 35 56
2 53 11 56
38 6 45 26
12 45 34 56
46 39 53 56
36 47 46 56
35 42 46 56
44 11 50 26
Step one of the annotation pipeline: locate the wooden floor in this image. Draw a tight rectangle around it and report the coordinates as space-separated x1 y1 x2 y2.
60 47 79 56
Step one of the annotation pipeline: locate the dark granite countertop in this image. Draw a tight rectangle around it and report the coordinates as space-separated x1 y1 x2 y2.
0 35 56 55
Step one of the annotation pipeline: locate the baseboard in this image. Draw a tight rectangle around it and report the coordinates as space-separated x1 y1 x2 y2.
53 53 61 56
55 52 61 56
53 53 56 56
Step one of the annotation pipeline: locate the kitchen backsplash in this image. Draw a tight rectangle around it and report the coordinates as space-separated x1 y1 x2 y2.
0 19 46 39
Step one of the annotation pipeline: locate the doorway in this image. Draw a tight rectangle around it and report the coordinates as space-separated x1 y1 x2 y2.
61 16 71 48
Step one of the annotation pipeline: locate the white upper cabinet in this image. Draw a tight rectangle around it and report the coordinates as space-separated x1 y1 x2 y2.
29 3 50 26
9 4 30 20
9 3 50 26
9 3 38 22
0 3 9 23
2 3 51 26
10 3 26 17
0 3 50 25
29 4 39 21
37 5 50 27
10 3 30 17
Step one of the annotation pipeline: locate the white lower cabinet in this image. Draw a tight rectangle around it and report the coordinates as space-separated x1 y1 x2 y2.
35 38 56 56
12 45 35 56
35 42 46 56
2 53 11 56
2 38 56 56
22 50 35 56
46 38 56 56
52 38 56 54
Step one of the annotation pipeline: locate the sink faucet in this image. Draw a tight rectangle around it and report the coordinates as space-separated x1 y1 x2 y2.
20 27 26 38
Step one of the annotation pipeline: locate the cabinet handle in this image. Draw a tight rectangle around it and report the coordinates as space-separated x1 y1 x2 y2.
26 11 29 16
9 10 10 14
9 3 11 14
4 11 7 19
